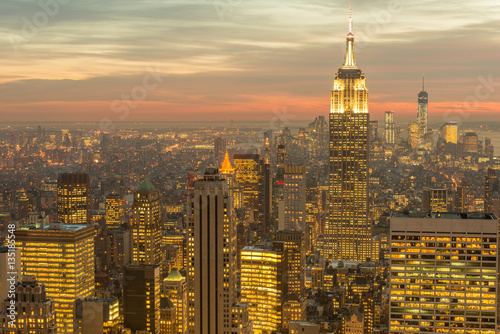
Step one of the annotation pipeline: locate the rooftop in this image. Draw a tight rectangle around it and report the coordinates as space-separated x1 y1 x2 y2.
164 268 184 282
137 179 156 191
17 222 90 231
391 211 498 220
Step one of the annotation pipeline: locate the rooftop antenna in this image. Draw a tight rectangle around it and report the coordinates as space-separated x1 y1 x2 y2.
422 74 425 91
349 0 353 33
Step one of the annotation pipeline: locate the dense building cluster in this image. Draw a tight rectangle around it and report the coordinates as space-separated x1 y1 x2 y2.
0 10 499 334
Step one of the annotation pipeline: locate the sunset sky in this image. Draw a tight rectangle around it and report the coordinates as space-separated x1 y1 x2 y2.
0 0 499 124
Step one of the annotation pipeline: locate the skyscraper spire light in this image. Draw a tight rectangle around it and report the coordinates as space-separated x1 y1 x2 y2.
342 0 357 69
349 0 353 34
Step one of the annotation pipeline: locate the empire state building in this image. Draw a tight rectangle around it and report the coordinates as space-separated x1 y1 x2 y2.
325 6 371 262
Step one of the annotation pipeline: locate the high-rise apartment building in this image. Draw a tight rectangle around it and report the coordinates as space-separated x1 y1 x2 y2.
187 168 237 334
281 165 306 231
57 173 90 224
105 194 126 229
16 222 94 333
422 188 448 212
384 111 395 144
131 179 162 268
326 8 371 262
389 212 498 334
0 276 56 334
240 243 287 333
417 77 428 142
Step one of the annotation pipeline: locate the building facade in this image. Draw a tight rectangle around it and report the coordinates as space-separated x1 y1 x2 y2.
384 111 395 145
0 276 56 334
123 265 161 333
105 194 126 229
240 243 287 334
389 212 498 333
16 223 94 333
57 173 90 224
282 165 306 231
131 179 162 269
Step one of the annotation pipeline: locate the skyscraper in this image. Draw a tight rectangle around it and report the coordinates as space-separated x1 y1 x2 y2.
123 265 161 333
273 230 305 297
131 179 162 269
407 122 419 149
384 111 395 144
439 122 458 144
220 151 241 209
484 136 494 157
233 154 272 232
326 5 371 262
281 165 306 231
417 76 428 142
461 131 479 153
240 243 287 333
389 212 498 333
187 168 237 334
16 222 95 333
57 173 90 224
214 137 227 166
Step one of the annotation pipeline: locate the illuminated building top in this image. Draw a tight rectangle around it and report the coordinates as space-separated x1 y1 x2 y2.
220 150 234 174
331 0 368 114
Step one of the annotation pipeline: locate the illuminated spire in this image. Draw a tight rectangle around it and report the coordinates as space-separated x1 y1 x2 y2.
349 0 353 33
220 151 234 174
342 0 357 69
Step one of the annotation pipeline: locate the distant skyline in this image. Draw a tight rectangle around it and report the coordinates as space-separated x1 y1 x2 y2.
0 0 499 123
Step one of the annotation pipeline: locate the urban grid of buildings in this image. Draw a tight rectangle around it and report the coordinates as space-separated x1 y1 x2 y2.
0 6 500 334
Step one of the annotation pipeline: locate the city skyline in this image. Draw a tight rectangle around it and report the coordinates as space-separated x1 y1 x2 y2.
1 2 500 333
0 0 499 122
